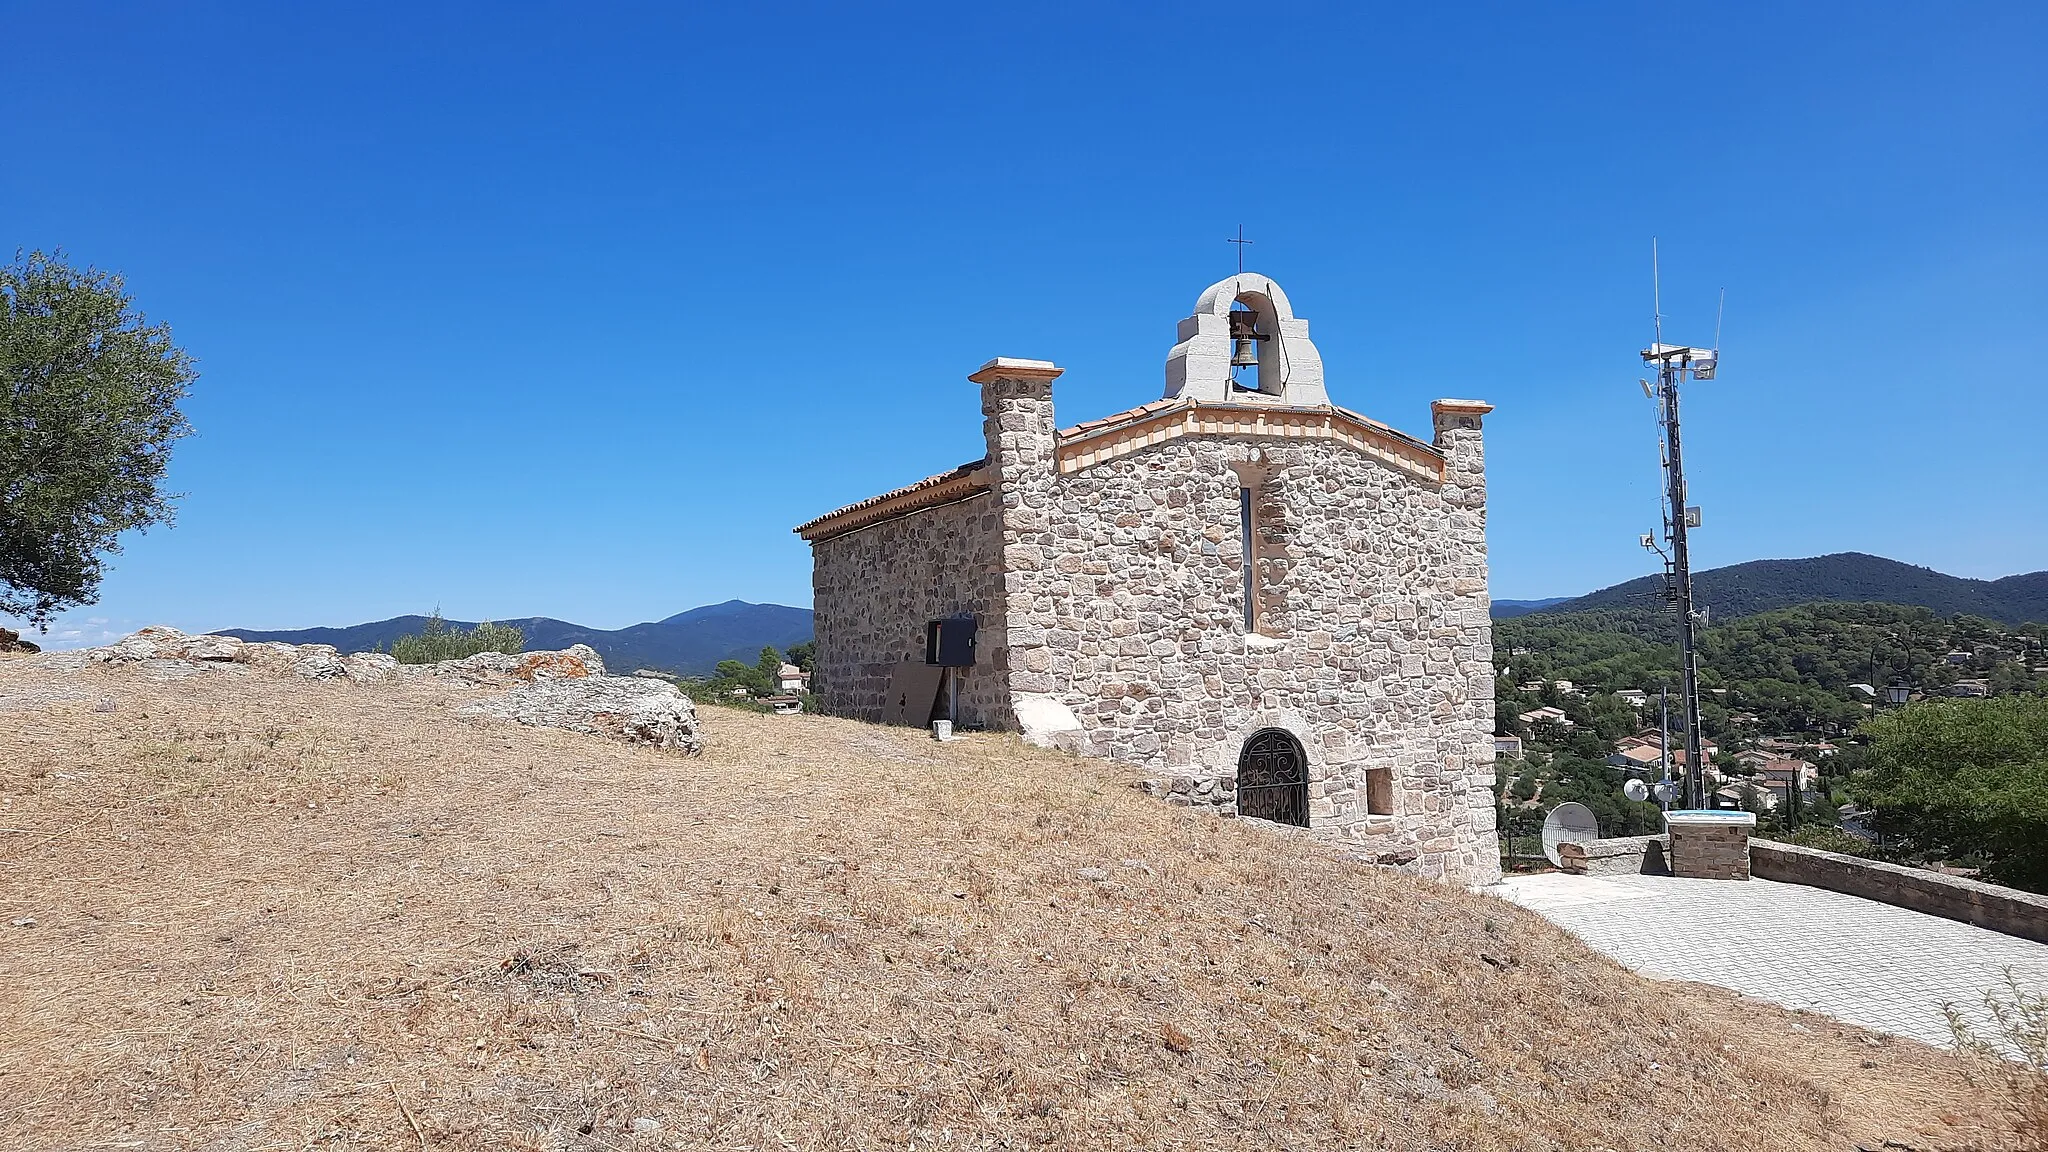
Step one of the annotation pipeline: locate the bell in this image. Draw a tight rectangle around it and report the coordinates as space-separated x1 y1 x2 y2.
1228 310 1263 368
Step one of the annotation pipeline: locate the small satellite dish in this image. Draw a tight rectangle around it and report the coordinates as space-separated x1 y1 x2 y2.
1541 802 1601 867
1623 778 1650 802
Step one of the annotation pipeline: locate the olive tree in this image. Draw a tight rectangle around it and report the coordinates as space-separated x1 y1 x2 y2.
1 251 194 626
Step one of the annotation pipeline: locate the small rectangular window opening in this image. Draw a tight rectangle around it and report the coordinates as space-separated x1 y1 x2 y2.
1239 486 1255 632
1366 767 1395 817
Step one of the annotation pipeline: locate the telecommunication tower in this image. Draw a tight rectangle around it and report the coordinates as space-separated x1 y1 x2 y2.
1637 244 1721 810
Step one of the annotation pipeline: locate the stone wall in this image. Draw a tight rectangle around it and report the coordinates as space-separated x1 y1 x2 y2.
808 491 1009 727
977 362 1499 884
1667 823 1751 881
1558 835 1670 877
1752 839 2048 943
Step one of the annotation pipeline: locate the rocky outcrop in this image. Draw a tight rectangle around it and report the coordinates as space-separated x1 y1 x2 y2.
0 627 42 655
58 627 697 752
459 677 702 754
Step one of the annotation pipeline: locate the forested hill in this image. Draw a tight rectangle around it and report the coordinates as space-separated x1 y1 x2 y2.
1496 602 2047 736
1534 553 2048 626
220 600 814 677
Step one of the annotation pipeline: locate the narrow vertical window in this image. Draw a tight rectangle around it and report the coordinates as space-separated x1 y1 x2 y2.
1239 485 1256 632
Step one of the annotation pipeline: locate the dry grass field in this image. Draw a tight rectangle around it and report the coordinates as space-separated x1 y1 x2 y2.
0 654 2019 1150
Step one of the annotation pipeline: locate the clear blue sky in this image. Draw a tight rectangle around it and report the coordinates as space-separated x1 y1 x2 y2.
4 2 2043 646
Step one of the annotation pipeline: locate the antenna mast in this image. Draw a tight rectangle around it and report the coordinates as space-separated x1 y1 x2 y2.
1640 244 1719 810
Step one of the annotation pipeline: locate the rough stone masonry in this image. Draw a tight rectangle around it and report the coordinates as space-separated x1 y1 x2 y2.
796 274 1500 883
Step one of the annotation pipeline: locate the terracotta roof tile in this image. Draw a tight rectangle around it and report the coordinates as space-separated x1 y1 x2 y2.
793 458 989 540
1058 397 1188 438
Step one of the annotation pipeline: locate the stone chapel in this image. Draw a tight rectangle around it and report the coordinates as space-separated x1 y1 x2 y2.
795 274 1499 883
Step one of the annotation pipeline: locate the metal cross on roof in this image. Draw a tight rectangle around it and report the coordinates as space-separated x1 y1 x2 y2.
1228 225 1252 273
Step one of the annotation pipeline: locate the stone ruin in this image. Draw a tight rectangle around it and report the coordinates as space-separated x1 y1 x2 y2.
37 625 702 753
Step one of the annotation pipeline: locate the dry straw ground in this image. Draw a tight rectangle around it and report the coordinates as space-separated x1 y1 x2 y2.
0 655 2018 1150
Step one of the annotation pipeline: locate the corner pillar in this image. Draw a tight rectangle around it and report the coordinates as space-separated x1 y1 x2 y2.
969 357 1065 707
1431 398 1499 884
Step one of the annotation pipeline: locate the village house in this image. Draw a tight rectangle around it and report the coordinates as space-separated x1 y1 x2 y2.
775 663 810 695
1756 736 1837 758
1733 749 1776 772
1715 782 1779 812
1519 705 1573 731
1609 731 1718 774
1494 734 1524 760
795 273 1499 883
1758 757 1819 796
1608 743 1665 773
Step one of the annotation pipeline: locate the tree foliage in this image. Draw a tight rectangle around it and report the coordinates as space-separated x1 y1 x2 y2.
1498 601 2046 738
389 611 526 664
678 646 785 708
1 251 195 625
1855 696 2048 890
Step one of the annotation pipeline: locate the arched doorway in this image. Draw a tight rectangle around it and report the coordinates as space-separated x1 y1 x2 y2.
1236 729 1308 827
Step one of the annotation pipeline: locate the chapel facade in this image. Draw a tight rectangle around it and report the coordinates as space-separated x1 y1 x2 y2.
795 274 1500 883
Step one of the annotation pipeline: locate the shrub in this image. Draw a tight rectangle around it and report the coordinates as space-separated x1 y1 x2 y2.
1782 824 1882 858
388 611 525 665
1856 695 2048 890
1946 970 2048 1144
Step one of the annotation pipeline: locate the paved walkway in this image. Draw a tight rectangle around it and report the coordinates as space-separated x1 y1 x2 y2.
1490 871 2048 1048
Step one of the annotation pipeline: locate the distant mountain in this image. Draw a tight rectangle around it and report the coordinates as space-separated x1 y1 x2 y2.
1526 553 2048 626
1493 597 1573 618
219 600 815 677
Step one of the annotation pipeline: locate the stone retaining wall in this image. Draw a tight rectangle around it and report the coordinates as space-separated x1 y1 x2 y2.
1751 839 2048 943
1558 835 1669 877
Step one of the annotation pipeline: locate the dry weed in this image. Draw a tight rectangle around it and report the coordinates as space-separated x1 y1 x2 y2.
0 656 2016 1150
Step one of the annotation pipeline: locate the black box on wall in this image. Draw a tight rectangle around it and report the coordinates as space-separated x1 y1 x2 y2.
926 615 977 667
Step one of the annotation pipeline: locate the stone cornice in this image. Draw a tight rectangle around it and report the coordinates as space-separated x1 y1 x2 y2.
968 357 1063 383
796 398 1450 545
1058 399 1446 484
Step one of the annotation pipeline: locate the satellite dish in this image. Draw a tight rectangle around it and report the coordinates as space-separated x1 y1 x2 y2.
1623 778 1650 802
1541 802 1601 867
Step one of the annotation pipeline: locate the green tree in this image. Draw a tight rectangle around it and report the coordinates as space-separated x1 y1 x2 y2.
756 646 783 690
1855 696 2048 891
1 251 195 625
785 641 815 672
713 658 771 696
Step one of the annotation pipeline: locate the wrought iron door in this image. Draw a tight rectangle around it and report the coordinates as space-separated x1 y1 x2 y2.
1236 729 1308 827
